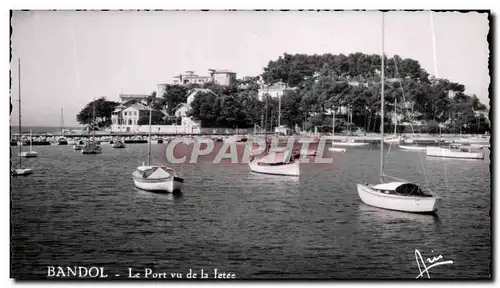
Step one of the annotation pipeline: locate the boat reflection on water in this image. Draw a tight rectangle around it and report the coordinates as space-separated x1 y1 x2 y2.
357 203 441 227
134 189 184 202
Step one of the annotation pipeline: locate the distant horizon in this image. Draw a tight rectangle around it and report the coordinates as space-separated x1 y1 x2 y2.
11 10 490 127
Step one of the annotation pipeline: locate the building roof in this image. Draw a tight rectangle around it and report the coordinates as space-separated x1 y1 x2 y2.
119 94 150 99
211 69 236 74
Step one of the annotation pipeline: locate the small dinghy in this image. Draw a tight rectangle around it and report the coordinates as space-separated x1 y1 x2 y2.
19 130 38 158
112 140 126 149
133 166 184 193
81 142 102 154
249 148 300 177
12 167 33 177
132 106 185 193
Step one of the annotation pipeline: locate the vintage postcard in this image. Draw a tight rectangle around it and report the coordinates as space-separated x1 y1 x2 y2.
9 7 492 282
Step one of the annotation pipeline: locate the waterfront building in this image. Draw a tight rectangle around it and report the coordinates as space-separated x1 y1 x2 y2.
257 81 296 101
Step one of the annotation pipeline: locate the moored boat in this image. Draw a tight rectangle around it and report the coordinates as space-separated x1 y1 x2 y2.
328 110 347 153
333 139 369 147
249 149 300 177
357 182 440 213
398 144 427 151
81 142 102 154
12 58 34 175
426 144 484 159
132 106 184 193
132 166 184 193
357 14 440 214
112 139 126 148
19 130 38 158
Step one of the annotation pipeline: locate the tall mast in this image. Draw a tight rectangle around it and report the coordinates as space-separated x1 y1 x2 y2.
278 95 281 129
394 98 397 135
380 12 385 183
18 58 22 167
264 91 269 154
30 129 33 152
147 106 152 166
61 108 64 135
430 11 439 79
92 100 96 141
332 109 335 142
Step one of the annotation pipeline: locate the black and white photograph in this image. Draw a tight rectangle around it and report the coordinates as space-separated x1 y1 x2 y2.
7 1 494 282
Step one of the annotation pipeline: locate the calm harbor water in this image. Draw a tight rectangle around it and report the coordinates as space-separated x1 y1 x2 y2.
11 143 491 280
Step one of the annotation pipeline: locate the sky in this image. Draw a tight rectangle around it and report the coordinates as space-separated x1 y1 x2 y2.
10 10 490 127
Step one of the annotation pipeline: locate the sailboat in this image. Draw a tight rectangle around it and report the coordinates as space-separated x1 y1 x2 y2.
58 108 68 145
333 107 369 147
357 13 440 214
248 94 300 177
112 138 126 148
383 98 400 144
19 129 38 158
329 110 347 152
81 99 102 154
423 11 484 160
132 106 184 193
12 59 33 176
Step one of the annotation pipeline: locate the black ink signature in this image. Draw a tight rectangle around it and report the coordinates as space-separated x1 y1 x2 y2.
415 249 453 279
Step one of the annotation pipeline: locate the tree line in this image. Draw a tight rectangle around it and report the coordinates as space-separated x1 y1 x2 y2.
76 52 489 134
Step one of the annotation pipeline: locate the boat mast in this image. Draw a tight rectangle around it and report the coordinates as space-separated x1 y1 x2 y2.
92 100 96 142
380 13 385 183
394 98 397 135
18 58 22 167
332 109 335 143
61 108 64 136
264 91 269 154
430 11 439 79
147 105 152 166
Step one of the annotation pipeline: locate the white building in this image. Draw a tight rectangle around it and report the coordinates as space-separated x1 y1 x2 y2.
170 69 237 86
208 69 237 86
257 81 296 101
111 102 151 132
172 71 212 85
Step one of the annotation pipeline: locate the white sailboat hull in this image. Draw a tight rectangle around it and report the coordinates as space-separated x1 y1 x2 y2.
383 137 400 144
332 141 369 147
426 146 484 159
357 184 440 213
249 159 300 177
12 168 33 176
133 176 184 193
329 147 346 152
398 145 427 151
19 151 38 158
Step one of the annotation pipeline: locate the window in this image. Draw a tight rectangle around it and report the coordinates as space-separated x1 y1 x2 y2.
128 119 132 125
112 119 116 124
124 112 127 116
